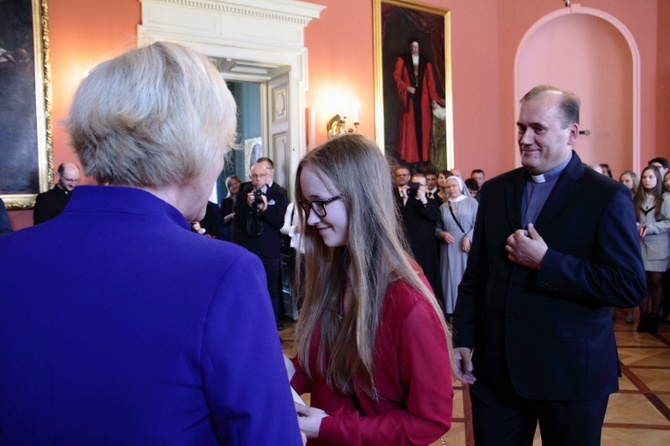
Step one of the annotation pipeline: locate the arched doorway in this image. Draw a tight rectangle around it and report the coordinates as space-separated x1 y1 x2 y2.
515 5 641 177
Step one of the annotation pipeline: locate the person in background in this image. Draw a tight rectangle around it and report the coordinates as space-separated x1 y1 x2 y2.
591 164 605 175
192 201 223 239
436 175 478 319
220 174 241 241
287 134 453 445
453 85 645 445
470 169 485 201
600 163 613 178
464 177 479 200
33 162 80 225
396 172 442 306
231 162 288 330
435 169 453 204
0 198 12 237
423 165 439 199
649 157 669 180
257 156 288 199
634 165 670 332
0 42 303 445
281 201 305 312
394 165 411 195
621 169 641 323
620 170 639 196
470 169 485 188
663 170 670 325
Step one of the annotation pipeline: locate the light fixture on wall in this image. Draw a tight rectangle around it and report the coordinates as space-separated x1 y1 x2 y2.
564 0 570 7
326 102 360 139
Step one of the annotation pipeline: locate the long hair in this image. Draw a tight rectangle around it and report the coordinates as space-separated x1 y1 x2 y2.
634 165 664 220
294 134 450 397
619 170 639 195
225 175 242 198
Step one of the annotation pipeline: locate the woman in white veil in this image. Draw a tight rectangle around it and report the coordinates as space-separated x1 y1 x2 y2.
435 175 478 317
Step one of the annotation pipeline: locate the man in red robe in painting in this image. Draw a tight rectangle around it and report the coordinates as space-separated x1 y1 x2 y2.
393 38 444 168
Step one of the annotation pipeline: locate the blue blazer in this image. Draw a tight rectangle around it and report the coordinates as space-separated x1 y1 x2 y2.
0 186 302 445
454 152 646 401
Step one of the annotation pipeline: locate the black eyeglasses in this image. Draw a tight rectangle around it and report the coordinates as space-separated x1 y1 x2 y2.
299 195 343 218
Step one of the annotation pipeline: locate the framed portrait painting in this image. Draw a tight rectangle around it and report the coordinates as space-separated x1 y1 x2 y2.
0 0 52 209
373 0 453 172
244 137 263 180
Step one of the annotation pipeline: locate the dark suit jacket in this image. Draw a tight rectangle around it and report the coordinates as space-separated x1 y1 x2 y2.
0 186 302 445
197 200 224 239
33 185 72 224
231 183 287 260
454 152 646 401
396 194 441 296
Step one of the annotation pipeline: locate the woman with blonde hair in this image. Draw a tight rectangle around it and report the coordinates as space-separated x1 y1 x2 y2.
619 170 639 196
287 134 453 445
0 42 302 444
220 174 241 241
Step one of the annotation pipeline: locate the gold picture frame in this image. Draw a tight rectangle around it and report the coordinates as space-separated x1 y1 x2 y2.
0 0 53 209
373 0 453 170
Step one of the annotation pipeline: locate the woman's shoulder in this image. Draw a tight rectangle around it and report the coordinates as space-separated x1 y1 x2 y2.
384 275 433 316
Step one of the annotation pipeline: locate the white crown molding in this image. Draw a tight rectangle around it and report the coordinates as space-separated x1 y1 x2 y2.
140 0 324 26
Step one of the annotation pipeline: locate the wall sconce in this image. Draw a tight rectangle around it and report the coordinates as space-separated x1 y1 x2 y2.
327 114 360 139
326 102 360 139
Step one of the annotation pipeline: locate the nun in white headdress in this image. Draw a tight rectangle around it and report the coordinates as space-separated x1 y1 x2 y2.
435 175 479 316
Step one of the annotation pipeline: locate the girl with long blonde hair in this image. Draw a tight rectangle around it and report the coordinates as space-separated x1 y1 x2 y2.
286 134 453 445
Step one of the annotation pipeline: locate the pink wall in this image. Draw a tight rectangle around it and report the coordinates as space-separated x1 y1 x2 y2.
497 0 662 170
7 0 668 230
657 0 670 155
518 13 633 177
8 0 139 230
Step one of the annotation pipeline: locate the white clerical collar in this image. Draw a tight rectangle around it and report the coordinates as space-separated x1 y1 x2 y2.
531 174 546 184
527 153 573 185
412 54 419 65
449 195 467 203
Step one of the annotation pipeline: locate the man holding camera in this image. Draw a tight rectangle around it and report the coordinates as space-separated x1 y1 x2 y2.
396 171 442 304
232 162 287 330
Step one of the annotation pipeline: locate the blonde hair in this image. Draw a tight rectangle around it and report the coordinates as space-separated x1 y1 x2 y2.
294 134 450 396
67 42 236 187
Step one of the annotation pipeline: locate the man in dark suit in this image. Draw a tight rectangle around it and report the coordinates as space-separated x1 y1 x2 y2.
33 162 80 224
232 162 287 329
396 172 442 302
257 156 288 199
452 85 646 445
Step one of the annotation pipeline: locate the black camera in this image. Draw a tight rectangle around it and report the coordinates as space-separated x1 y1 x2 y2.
253 189 264 205
407 181 421 197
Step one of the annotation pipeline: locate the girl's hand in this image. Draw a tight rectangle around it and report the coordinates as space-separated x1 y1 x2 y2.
639 225 648 238
295 403 328 439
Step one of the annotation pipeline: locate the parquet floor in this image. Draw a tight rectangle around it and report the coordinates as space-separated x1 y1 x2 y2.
279 308 670 445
